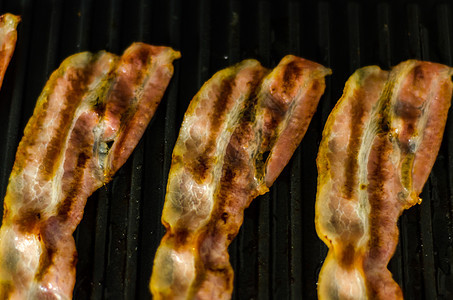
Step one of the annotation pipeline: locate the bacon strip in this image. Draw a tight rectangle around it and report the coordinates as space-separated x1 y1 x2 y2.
151 55 331 299
0 13 20 91
0 43 180 299
315 61 453 299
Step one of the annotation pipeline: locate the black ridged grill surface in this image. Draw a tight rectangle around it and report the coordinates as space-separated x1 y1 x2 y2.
0 0 452 299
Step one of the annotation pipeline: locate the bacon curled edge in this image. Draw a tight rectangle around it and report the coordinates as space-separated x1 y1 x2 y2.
315 61 453 299
0 43 180 299
151 56 331 299
0 13 20 91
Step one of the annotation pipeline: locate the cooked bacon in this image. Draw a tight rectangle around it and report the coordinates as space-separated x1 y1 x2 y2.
151 55 331 299
0 13 20 91
315 61 453 299
0 42 180 299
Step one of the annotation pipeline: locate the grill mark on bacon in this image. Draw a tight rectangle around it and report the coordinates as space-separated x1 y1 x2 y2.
240 75 262 124
151 56 330 299
34 243 55 282
413 65 424 84
190 77 235 182
108 107 136 161
394 101 421 120
366 136 390 257
261 98 285 149
108 81 134 128
339 243 356 270
193 138 252 287
363 73 413 298
188 148 215 183
93 96 107 116
15 208 41 234
171 228 190 247
13 93 50 174
40 65 95 181
241 72 272 160
282 60 302 97
343 88 366 199
57 151 90 220
35 216 62 282
212 76 235 132
0 282 13 299
105 47 150 133
377 99 391 134
58 112 97 221
364 136 402 299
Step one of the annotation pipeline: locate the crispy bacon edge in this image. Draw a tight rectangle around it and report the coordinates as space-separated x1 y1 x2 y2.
0 13 20 91
315 60 453 299
151 56 331 299
0 43 180 299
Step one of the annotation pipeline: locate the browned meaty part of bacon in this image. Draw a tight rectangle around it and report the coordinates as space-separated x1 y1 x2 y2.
315 60 453 299
0 43 180 299
151 55 331 299
0 13 19 92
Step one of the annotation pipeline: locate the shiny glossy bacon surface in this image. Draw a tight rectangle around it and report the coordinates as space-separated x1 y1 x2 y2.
315 61 453 299
151 55 331 299
0 13 19 91
0 43 180 299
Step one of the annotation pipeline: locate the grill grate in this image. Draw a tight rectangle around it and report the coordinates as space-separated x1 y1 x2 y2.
0 0 452 299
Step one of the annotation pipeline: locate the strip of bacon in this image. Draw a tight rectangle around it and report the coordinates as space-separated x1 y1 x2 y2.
0 13 20 91
151 55 331 299
0 42 180 299
315 61 453 299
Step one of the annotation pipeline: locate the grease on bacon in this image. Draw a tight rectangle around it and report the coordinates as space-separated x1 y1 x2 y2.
315 60 453 299
151 56 331 299
0 43 180 299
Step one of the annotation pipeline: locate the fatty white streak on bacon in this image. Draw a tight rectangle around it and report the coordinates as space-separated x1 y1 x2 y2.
315 61 453 299
0 43 180 299
151 55 331 299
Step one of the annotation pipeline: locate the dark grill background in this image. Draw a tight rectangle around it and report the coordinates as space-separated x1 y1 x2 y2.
0 0 452 299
